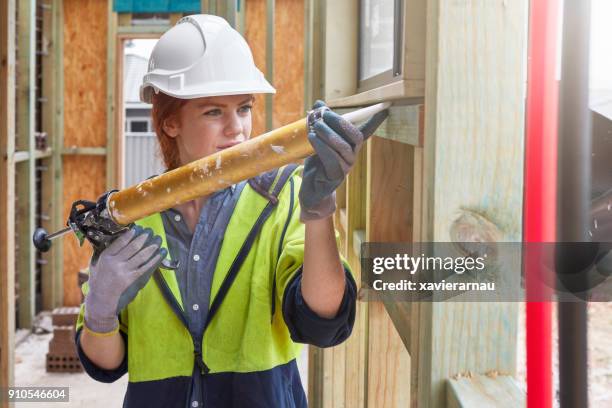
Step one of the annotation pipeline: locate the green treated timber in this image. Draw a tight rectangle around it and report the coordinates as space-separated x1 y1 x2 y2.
16 0 36 329
40 0 60 309
13 151 30 162
52 0 64 309
447 375 526 408
375 105 422 146
226 0 236 29
61 146 107 156
106 1 117 189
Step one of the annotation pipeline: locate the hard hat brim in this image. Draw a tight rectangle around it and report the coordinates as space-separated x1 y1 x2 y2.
140 81 276 104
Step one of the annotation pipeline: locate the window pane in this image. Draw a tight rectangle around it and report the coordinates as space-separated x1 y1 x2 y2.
360 0 395 80
130 120 148 133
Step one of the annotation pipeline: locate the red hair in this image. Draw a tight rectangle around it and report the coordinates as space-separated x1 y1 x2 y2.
151 92 188 170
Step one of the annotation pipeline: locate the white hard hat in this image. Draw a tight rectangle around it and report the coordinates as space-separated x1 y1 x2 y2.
140 14 275 103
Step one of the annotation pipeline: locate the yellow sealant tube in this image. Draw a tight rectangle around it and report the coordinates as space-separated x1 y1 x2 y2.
107 102 390 225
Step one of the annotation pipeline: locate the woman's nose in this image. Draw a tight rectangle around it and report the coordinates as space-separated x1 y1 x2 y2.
224 113 244 139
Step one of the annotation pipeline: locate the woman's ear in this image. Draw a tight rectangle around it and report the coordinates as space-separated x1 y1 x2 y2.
162 116 180 138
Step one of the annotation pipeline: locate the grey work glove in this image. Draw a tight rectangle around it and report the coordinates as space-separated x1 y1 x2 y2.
84 225 167 334
299 100 389 221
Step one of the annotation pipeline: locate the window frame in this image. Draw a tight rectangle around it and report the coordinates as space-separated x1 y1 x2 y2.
357 0 405 93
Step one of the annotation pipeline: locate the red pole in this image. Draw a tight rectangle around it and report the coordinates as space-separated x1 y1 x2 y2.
524 0 559 407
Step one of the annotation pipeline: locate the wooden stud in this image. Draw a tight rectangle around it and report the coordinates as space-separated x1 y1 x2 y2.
16 0 36 329
303 0 313 112
323 0 357 101
307 346 324 408
416 1 527 406
107 1 118 189
169 13 182 26
117 12 131 27
201 0 210 13
236 0 246 35
41 0 57 310
365 136 414 408
343 145 368 408
52 0 64 311
1 0 16 395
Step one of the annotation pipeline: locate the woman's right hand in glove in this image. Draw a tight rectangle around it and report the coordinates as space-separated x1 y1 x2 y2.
84 225 167 334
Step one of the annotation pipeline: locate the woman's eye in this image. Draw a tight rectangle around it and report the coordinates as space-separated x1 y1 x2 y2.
239 105 253 114
204 109 222 116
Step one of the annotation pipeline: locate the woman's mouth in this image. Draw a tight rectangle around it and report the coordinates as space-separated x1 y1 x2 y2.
216 141 243 150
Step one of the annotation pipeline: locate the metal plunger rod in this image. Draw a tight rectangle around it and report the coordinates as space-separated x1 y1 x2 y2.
107 103 390 225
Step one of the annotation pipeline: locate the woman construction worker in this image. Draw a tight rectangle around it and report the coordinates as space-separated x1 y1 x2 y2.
73 14 387 408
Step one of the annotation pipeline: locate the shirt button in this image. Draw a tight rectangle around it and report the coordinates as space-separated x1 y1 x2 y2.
193 254 200 262
174 214 181 222
191 401 199 408
192 304 199 311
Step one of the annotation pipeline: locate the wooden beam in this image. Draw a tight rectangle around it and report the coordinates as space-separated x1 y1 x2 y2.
40 0 58 310
236 0 246 34
343 144 368 408
117 12 131 27
365 136 414 408
447 375 525 408
107 0 118 189
417 1 528 406
0 0 16 395
62 146 107 156
52 0 64 311
327 79 424 108
169 13 182 26
323 0 358 101
16 0 36 329
13 150 30 162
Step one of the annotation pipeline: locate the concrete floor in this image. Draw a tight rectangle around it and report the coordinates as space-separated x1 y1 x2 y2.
13 314 308 407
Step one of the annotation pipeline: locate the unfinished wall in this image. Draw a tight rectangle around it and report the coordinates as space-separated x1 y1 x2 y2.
245 0 304 136
62 0 108 306
272 0 304 128
244 0 266 136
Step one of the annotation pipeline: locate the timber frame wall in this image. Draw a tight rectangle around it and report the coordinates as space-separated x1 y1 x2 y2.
306 0 528 407
3 1 528 405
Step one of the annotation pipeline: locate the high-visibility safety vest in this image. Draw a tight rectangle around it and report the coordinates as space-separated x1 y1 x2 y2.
75 165 352 407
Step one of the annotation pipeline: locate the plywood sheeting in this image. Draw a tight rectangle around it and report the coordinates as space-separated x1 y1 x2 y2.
245 0 304 136
63 0 107 147
62 156 106 306
1 0 16 390
273 0 304 128
244 0 267 137
62 0 108 306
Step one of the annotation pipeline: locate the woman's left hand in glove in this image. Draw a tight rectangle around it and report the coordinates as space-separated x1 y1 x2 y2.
299 100 389 221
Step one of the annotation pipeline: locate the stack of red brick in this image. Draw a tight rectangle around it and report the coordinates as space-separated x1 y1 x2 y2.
46 307 83 373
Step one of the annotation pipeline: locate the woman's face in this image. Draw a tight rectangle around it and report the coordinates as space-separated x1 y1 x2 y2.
163 94 254 166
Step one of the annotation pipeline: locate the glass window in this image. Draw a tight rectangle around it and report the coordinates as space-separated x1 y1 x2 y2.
129 120 149 133
360 0 395 81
